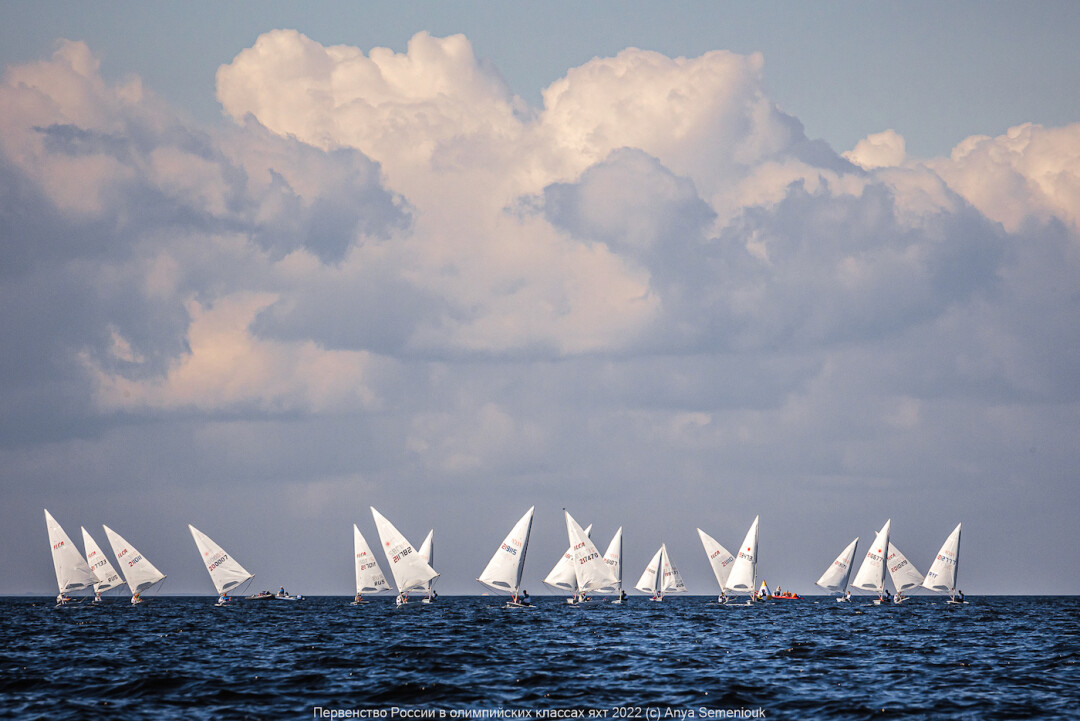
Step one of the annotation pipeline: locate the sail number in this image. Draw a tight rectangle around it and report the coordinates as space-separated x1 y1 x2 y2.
577 552 599 565
501 543 518 556
127 554 143 567
207 554 229 572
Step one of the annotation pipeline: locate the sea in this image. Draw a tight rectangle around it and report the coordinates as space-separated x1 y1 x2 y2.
1 595 1077 720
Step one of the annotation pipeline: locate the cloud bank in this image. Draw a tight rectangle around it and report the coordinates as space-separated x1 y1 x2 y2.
3 32 1079 594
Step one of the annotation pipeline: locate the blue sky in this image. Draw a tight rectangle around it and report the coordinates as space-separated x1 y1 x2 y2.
3 2 1079 596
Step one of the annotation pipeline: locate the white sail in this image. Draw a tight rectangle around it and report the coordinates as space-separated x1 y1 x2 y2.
81 527 125 595
565 511 618 593
922 523 962 596
477 506 535 595
543 522 593 591
354 525 390 594
697 528 736 590
724 515 760 595
417 529 436 595
886 542 924 592
600 527 623 592
660 544 687 594
103 525 166 596
45 509 97 595
816 537 860 592
634 547 663 594
188 525 254 596
370 507 439 593
852 520 891 594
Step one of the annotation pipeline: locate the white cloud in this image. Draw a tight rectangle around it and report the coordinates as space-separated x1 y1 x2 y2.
843 129 906 169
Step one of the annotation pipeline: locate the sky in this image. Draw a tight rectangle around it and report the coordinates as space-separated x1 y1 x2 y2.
3 2 1079 597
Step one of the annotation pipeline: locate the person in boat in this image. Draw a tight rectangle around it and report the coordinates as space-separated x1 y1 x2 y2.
521 589 530 604
131 592 141 605
56 593 71 605
719 590 728 604
843 590 851 602
884 589 892 601
958 590 965 601
279 586 286 597
355 592 362 603
218 592 228 605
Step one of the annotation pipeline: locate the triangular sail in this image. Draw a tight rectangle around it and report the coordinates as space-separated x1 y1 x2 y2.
103 525 166 595
370 507 439 593
543 523 593 591
724 515 760 595
81 527 125 594
697 528 736 590
600 527 623 592
816 537 859 592
45 509 97 594
922 523 962 596
886 542 924 592
634 547 663 594
852 520 891 593
188 525 254 595
660 544 687 594
478 506 535 595
417 530 436 594
565 511 618 593
354 525 390 594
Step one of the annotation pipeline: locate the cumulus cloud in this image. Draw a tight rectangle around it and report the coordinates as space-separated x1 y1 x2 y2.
844 129 906 169
3 32 1080 594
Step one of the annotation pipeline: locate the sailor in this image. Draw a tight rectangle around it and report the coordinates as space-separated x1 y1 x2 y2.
355 592 362 603
131 592 141 605
843 590 851 602
279 586 286 596
958 589 965 601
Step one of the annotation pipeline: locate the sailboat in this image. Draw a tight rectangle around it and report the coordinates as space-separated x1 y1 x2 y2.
352 524 390 604
563 511 619 605
697 528 736 604
188 525 254 606
634 543 687 601
922 523 964 604
602 527 626 603
81 527 126 602
370 507 439 608
103 525 166 605
723 515 760 604
886 543 924 603
542 522 593 601
815 537 859 602
477 506 535 607
417 530 437 603
851 519 891 604
45 509 98 606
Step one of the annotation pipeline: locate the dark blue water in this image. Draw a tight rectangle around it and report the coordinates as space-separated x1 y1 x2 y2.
1 596 1077 719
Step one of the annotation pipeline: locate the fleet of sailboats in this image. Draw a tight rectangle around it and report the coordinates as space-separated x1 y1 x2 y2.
42 507 969 606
